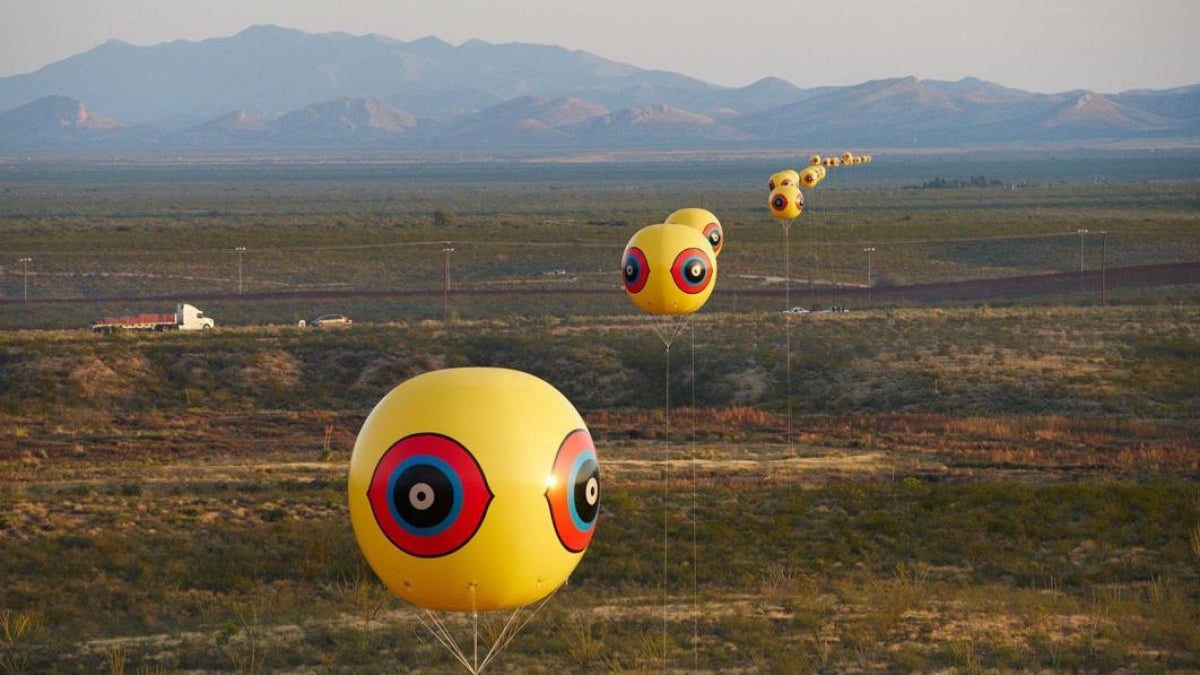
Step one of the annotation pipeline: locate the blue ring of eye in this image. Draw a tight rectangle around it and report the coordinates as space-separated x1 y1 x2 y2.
568 450 599 533
387 454 463 537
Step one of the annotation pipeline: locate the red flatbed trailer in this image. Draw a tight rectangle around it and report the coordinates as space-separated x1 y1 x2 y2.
90 304 215 333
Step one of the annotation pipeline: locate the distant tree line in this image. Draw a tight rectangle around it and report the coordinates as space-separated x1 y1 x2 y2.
905 176 1041 189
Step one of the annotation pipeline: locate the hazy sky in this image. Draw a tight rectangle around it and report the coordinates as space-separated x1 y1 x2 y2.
2 0 1197 93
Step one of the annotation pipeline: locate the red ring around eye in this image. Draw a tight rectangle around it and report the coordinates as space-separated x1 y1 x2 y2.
367 433 493 558
545 428 599 553
670 247 713 295
622 247 649 294
703 222 723 255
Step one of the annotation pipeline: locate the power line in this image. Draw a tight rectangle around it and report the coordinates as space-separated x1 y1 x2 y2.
0 239 620 258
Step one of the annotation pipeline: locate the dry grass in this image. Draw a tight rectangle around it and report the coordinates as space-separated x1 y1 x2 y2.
1 406 1197 671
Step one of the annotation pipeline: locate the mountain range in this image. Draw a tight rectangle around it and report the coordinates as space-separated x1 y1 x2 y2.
1 24 1197 151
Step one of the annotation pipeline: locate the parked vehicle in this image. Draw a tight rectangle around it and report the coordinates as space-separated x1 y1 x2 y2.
311 313 352 328
91 303 215 333
781 306 810 314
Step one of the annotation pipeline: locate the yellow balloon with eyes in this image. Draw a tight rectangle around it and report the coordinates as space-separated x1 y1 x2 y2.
348 367 600 612
768 184 804 220
798 165 826 188
621 222 717 316
665 206 723 257
768 169 800 191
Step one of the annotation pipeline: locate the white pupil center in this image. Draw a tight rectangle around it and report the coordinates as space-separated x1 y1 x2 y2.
409 483 435 510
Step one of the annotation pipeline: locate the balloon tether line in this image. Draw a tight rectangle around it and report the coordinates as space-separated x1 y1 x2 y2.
644 311 691 671
783 219 794 453
662 329 671 669
414 588 560 674
690 320 699 670
648 314 690 350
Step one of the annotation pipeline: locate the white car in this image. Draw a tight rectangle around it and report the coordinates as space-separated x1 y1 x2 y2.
781 306 810 314
312 314 353 328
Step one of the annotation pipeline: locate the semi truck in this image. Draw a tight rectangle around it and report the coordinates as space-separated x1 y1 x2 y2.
91 303 215 333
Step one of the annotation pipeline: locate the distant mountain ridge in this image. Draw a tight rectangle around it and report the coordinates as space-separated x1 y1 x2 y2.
0 95 120 136
0 25 1197 151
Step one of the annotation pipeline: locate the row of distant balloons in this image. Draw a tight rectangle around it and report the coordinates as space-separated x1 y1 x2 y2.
621 151 872 316
769 151 872 220
345 152 869 672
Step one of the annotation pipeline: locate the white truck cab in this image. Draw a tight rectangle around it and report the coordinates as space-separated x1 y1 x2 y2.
177 303 215 330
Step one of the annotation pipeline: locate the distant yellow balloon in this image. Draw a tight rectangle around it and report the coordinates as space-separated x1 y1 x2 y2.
768 169 800 192
809 155 823 166
621 223 717 315
798 165 825 188
665 207 723 257
842 151 855 164
348 367 600 612
768 185 804 220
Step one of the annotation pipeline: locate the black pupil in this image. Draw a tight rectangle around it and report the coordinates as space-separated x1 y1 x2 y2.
685 259 706 283
393 463 453 529
709 230 721 246
623 258 639 281
573 459 600 524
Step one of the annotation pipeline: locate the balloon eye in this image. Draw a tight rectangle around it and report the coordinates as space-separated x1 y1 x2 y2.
768 179 776 190
367 433 493 558
770 193 789 212
545 429 600 553
703 222 723 255
622 247 649 294
670 247 713 294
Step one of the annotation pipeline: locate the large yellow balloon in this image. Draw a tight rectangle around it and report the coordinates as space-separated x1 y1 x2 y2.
665 206 723 257
768 184 804 220
621 222 717 316
768 169 799 192
349 367 600 612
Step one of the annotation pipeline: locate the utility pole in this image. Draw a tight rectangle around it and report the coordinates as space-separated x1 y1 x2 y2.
1100 231 1107 305
442 243 455 321
863 247 876 288
235 246 247 294
18 257 32 301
